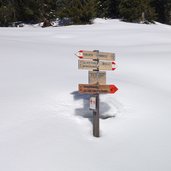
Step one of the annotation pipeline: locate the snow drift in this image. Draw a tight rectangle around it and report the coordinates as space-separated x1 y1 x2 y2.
0 19 171 171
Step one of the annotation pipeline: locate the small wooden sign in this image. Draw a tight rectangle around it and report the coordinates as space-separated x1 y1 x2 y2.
77 50 115 61
90 97 96 110
78 60 116 71
99 61 116 71
79 84 118 94
78 60 96 70
88 71 106 84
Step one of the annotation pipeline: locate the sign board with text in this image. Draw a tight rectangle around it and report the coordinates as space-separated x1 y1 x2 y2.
90 97 96 110
78 60 116 71
79 84 118 94
88 71 106 85
77 50 115 61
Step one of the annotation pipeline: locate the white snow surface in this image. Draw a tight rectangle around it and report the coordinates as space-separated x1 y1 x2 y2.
0 19 171 171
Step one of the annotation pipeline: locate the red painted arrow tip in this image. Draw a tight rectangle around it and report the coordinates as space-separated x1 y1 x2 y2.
109 85 118 94
112 61 116 71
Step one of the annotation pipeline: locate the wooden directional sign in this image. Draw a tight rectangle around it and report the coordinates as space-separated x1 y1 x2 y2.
77 50 115 61
88 71 106 84
99 61 116 70
78 60 96 70
78 60 116 71
79 84 118 94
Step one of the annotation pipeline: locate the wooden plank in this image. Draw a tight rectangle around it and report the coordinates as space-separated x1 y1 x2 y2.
77 50 115 61
78 84 118 94
99 61 116 71
78 60 116 71
88 71 106 85
78 60 97 70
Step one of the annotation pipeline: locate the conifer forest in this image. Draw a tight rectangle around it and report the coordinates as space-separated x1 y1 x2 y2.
0 0 171 26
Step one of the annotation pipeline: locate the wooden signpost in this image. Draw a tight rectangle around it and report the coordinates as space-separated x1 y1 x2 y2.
76 50 118 137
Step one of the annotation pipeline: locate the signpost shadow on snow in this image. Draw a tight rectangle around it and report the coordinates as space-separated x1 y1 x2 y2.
71 91 114 124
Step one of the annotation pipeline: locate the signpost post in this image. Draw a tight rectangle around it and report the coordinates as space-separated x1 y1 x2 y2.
94 50 100 137
93 93 99 137
76 50 118 137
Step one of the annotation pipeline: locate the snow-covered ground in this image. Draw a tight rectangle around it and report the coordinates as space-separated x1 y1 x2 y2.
0 19 171 171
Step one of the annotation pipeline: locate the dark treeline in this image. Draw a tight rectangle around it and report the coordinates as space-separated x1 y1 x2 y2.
0 0 171 26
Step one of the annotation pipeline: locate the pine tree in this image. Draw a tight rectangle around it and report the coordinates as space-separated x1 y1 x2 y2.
97 0 121 19
151 0 171 24
97 0 110 18
164 1 171 24
119 0 156 23
56 0 97 25
108 0 121 18
14 0 57 23
0 1 16 26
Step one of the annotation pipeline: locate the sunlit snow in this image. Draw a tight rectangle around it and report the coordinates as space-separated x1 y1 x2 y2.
0 19 171 171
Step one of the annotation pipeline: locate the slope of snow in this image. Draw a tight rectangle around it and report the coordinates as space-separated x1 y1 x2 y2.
0 19 171 171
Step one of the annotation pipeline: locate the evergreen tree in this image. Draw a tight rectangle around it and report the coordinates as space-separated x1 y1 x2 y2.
151 0 171 24
97 0 121 19
108 0 121 18
0 1 16 26
119 0 156 23
56 0 97 24
97 0 110 18
15 0 39 23
15 0 57 23
164 1 171 24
